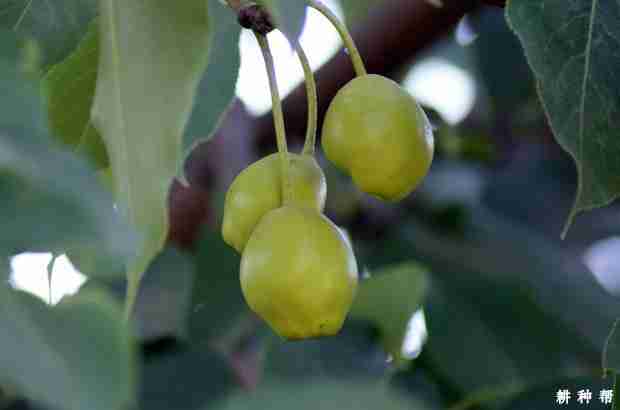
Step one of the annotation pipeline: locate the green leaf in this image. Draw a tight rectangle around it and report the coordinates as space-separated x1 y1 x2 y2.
470 8 536 118
350 262 429 365
0 0 97 68
185 2 241 145
506 0 620 235
188 228 249 343
92 0 212 282
0 283 135 410
133 247 194 341
141 344 235 410
0 31 136 276
339 0 381 25
43 20 108 168
257 0 307 41
43 1 240 170
361 207 616 394
263 323 389 381
603 319 620 375
213 380 425 410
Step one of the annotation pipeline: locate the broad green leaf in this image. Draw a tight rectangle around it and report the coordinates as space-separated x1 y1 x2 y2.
44 21 108 168
0 31 135 276
0 283 135 410
603 319 620 375
92 0 211 283
212 380 426 410
350 262 429 365
185 2 241 146
507 0 620 235
0 0 97 68
44 1 240 170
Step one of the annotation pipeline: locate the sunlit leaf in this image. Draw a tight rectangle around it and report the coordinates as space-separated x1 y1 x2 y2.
350 262 429 365
92 0 211 283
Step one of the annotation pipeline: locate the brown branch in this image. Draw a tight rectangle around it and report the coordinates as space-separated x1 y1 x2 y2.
169 0 484 249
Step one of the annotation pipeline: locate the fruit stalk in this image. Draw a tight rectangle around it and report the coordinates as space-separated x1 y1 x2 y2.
296 43 318 156
306 0 367 77
254 32 293 203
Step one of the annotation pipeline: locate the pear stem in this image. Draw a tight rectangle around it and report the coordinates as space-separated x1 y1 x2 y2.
255 32 292 203
306 0 367 77
296 43 318 156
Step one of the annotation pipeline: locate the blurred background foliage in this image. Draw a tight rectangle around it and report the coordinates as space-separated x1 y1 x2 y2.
1 1 619 410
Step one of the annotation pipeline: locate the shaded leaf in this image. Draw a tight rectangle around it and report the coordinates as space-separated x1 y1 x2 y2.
0 0 97 68
43 20 108 168
263 322 389 381
133 247 194 342
92 0 212 283
0 30 136 276
188 228 249 343
350 262 429 365
360 206 614 394
141 343 235 410
470 8 535 117
507 0 620 234
184 2 241 146
212 380 426 410
339 0 381 25
257 0 307 41
79 246 195 342
604 319 620 374
0 283 135 410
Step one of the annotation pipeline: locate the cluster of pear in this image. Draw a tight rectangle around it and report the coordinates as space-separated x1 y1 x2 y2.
221 2 434 340
223 152 358 340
